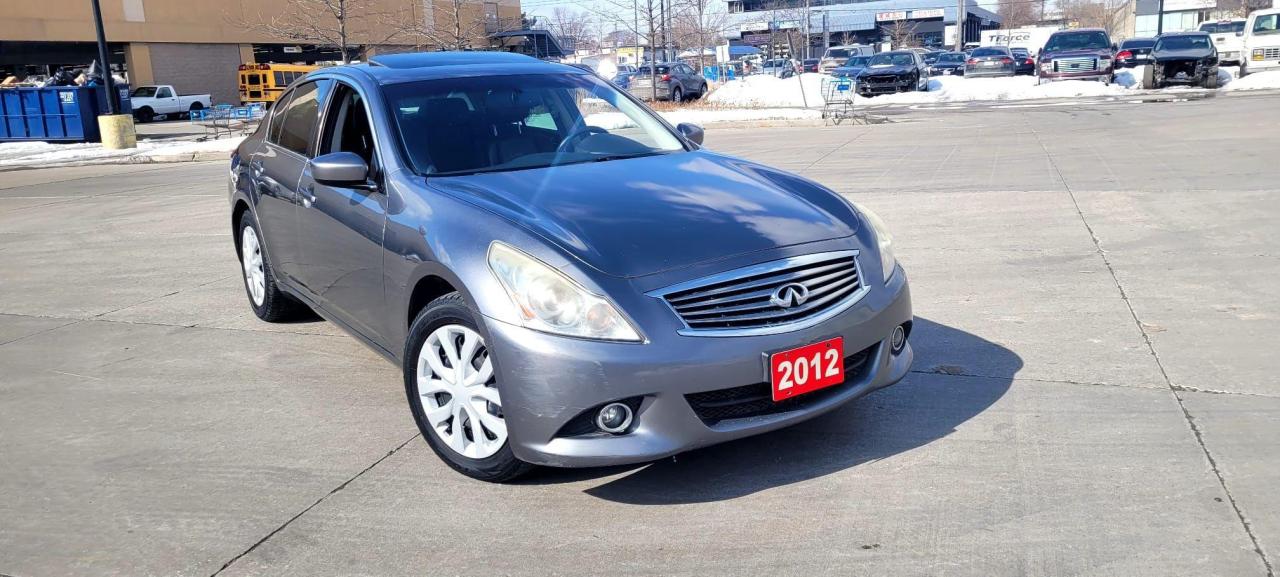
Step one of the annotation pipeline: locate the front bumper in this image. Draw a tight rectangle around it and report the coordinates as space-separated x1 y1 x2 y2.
857 77 916 96
483 270 914 467
1038 70 1112 82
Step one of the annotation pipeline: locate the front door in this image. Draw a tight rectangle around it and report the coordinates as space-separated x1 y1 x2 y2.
294 83 389 345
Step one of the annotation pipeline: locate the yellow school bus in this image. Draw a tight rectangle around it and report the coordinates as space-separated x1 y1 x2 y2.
238 63 320 106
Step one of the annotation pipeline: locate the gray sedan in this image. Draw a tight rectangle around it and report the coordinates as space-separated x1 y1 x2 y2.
964 46 1017 77
229 52 912 482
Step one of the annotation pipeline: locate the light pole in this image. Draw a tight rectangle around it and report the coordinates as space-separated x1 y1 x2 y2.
89 0 135 149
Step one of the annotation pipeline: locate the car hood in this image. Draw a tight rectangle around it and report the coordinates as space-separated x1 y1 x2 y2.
1154 49 1214 60
860 65 915 76
427 151 859 278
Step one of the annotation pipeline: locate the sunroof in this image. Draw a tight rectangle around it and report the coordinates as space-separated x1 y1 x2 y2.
368 52 536 69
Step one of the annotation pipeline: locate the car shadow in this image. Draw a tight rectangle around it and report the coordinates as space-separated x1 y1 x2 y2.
519 317 1021 504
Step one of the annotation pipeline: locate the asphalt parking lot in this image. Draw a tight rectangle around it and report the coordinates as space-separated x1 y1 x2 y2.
2 93 1278 577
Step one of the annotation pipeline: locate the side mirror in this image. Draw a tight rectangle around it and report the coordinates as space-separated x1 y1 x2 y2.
1236 30 1244 37
311 152 370 187
677 122 704 146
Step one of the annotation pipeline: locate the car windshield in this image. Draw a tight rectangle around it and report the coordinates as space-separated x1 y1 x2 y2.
843 56 870 67
868 53 914 66
385 73 686 177
1122 38 1156 48
971 47 1008 57
938 53 966 63
1199 21 1245 33
131 87 157 97
826 49 850 59
1043 31 1110 51
1254 14 1279 35
924 53 941 63
1155 35 1211 51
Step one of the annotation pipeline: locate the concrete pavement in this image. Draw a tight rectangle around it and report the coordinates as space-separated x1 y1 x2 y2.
1 94 1277 576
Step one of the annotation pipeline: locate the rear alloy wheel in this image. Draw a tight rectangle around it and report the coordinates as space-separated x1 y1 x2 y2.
672 87 683 103
405 293 532 482
237 212 306 322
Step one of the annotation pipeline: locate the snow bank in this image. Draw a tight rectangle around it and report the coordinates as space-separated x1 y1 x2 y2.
0 136 243 169
1224 69 1280 91
707 73 826 108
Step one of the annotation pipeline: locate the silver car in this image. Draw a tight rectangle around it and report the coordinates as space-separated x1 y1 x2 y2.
229 52 913 482
964 46 1018 77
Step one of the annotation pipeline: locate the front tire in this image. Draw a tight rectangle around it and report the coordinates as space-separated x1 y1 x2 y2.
1204 69 1220 89
134 107 154 123
237 212 306 322
1142 66 1155 90
405 293 533 482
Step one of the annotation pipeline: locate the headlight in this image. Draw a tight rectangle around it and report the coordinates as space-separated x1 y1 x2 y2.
850 202 897 283
1040 62 1053 72
487 242 642 342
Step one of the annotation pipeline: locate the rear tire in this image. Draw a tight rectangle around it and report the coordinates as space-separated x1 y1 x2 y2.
672 87 683 103
1142 66 1155 90
187 101 204 119
237 212 307 323
405 293 534 483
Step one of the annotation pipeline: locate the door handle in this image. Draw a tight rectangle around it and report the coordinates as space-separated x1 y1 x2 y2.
300 185 316 208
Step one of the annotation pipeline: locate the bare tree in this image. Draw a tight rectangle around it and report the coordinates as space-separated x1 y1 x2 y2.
546 7 596 52
231 0 415 64
587 0 665 100
1057 0 1129 37
885 19 920 48
996 0 1038 28
672 0 729 69
759 1 809 60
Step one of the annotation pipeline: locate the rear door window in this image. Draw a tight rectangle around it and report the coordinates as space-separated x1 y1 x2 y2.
275 80 334 156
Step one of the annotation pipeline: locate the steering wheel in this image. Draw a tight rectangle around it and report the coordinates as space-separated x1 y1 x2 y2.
556 126 609 153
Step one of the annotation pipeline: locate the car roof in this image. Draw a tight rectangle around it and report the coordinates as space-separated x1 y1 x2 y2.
341 51 586 85
1050 28 1107 34
1159 30 1209 37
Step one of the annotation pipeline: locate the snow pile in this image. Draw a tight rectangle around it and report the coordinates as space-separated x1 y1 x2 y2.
707 73 826 108
0 136 243 169
1113 66 1146 88
1224 69 1280 91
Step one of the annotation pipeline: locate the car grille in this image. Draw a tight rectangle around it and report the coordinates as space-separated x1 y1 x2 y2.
658 252 865 333
863 74 904 85
1265 48 1280 59
684 344 876 426
1054 57 1097 72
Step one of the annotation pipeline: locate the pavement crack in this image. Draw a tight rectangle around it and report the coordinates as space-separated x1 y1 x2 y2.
1028 118 1275 577
209 433 421 577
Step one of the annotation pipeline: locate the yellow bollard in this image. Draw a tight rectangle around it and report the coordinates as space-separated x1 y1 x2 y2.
98 114 137 149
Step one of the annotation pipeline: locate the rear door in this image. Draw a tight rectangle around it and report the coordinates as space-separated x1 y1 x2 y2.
293 82 390 344
249 79 333 282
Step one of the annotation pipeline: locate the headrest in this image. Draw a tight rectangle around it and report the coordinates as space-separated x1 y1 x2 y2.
484 90 536 124
422 98 473 126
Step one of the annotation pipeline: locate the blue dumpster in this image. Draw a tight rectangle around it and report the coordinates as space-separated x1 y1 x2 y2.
0 84 132 143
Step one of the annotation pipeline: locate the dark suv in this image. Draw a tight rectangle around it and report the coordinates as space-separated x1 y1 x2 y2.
1037 28 1116 84
626 62 708 102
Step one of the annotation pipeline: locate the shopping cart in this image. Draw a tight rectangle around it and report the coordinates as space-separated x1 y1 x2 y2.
190 103 266 141
821 76 858 125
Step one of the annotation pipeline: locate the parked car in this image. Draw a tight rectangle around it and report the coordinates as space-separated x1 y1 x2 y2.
627 62 707 102
1010 47 1036 75
856 50 930 96
129 84 211 122
611 72 635 88
760 58 800 77
964 46 1017 77
1199 19 1247 65
1115 37 1156 68
819 44 875 73
1142 31 1220 89
615 64 639 75
1240 8 1280 77
831 55 871 78
929 52 967 75
1036 28 1116 84
802 58 821 72
229 52 913 481
923 50 946 65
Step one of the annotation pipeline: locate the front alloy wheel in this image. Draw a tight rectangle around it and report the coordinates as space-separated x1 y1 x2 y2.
241 226 266 307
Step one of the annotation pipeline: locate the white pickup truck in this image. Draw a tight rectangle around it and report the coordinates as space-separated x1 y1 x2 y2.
1199 19 1247 66
129 85 212 123
1241 8 1280 77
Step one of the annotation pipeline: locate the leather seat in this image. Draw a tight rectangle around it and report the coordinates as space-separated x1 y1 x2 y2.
483 90 541 166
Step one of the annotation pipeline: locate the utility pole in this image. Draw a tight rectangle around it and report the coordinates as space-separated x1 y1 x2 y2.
804 0 812 58
822 11 829 53
954 0 965 51
1156 0 1165 34
89 0 134 149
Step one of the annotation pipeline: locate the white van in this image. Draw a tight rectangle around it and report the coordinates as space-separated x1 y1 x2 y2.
1241 8 1280 76
819 45 874 73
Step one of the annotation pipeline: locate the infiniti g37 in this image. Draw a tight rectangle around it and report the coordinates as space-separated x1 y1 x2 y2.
228 52 914 481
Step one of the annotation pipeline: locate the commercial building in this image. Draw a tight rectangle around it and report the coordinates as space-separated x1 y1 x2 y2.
0 0 524 106
726 0 1001 55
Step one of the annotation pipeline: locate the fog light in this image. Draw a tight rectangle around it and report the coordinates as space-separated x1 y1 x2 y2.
890 325 907 355
596 402 633 434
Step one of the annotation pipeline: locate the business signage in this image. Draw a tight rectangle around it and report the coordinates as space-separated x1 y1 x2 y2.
876 11 908 21
912 9 945 18
1163 0 1215 10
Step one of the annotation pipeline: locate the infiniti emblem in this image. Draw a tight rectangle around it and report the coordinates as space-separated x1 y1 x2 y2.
770 283 811 308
